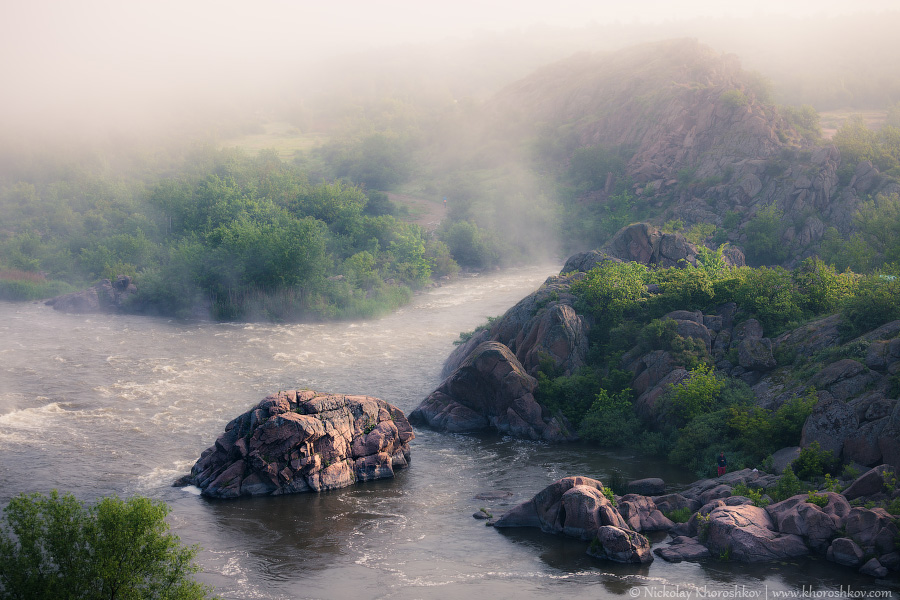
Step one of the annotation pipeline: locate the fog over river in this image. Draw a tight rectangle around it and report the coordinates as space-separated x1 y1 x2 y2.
0 266 891 599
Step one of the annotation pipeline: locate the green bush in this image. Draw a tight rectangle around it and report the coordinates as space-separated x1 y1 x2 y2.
664 507 692 523
792 442 839 481
667 410 731 476
721 266 803 334
439 221 498 269
571 261 648 325
0 491 213 599
792 257 857 315
743 204 788 266
720 89 750 109
602 487 617 506
0 278 76 301
666 364 724 426
771 466 803 502
841 269 900 339
728 391 817 462
578 389 640 445
731 483 769 507
806 491 829 507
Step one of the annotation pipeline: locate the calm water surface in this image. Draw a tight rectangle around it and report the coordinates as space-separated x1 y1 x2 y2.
0 266 895 599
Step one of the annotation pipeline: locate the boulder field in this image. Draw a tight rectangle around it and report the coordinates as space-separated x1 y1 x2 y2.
492 467 899 576
177 390 414 498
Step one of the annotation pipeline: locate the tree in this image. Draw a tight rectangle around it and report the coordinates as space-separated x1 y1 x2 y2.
667 364 725 426
743 203 787 266
0 491 214 599
571 260 648 323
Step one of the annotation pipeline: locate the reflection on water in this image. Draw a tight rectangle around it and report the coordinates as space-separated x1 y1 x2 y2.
1 267 897 599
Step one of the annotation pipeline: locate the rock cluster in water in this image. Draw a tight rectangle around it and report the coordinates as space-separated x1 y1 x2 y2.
180 390 414 498
46 275 137 314
495 467 900 577
492 476 657 564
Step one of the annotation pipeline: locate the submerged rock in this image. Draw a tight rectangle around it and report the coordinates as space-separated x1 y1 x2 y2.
654 536 711 562
181 390 414 498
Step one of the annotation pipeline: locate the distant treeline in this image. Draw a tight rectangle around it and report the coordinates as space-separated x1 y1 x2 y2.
0 147 458 320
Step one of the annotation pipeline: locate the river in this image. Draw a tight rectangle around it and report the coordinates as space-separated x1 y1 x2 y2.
0 266 894 599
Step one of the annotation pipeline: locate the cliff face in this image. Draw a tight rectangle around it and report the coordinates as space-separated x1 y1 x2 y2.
488 39 899 265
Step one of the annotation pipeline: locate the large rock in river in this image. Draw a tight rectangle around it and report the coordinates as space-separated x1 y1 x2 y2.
410 341 574 441
494 476 653 564
46 275 137 314
182 390 414 498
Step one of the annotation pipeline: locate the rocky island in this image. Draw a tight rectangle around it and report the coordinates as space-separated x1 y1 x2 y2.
178 390 414 498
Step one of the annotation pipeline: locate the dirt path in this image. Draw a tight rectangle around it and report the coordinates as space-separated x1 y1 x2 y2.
388 193 447 231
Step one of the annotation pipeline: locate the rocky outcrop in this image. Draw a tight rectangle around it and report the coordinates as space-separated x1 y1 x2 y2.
844 507 900 556
627 477 666 496
494 476 653 564
738 338 776 371
410 342 574 441
651 465 900 577
769 447 801 474
46 275 137 314
842 465 893 501
496 468 900 576
654 536 711 562
828 538 865 567
441 273 589 379
561 250 620 274
602 223 745 269
486 39 898 263
618 494 674 532
181 390 414 498
765 493 850 553
801 394 859 456
587 526 654 564
704 504 809 562
749 319 900 469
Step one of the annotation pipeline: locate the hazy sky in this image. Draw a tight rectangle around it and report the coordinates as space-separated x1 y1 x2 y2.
1 0 897 135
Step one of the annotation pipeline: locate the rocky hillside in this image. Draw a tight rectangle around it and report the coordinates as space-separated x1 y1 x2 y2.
488 39 900 265
414 234 899 474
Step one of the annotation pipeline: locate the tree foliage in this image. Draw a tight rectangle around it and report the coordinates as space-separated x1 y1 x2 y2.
0 491 213 599
570 261 647 325
0 147 460 320
743 203 788 266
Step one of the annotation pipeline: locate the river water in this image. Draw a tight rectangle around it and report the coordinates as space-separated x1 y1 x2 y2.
0 266 894 599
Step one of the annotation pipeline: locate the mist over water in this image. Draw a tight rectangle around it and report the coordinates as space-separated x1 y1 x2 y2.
0 267 891 598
